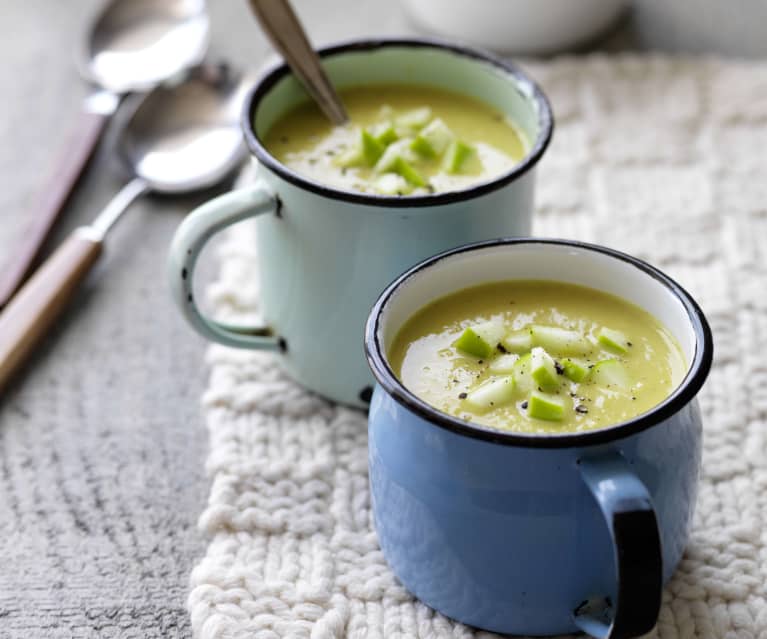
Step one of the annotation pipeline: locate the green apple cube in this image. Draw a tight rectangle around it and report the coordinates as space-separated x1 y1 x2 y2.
560 357 590 383
512 352 534 393
530 347 560 391
591 359 630 389
454 321 505 358
374 139 416 173
410 135 436 158
411 118 454 157
335 128 387 168
530 325 591 356
394 107 432 131
393 157 426 187
488 353 519 374
334 145 364 168
501 329 533 353
373 173 412 195
372 123 398 146
360 129 385 165
527 390 565 421
464 376 515 412
597 327 630 354
443 140 474 173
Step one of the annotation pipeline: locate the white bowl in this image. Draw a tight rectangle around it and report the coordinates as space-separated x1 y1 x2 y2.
401 0 626 55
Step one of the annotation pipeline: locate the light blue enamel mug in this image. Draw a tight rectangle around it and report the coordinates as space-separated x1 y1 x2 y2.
167 38 552 407
365 239 713 638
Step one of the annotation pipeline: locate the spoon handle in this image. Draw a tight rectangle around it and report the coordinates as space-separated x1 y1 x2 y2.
0 108 109 311
248 0 348 125
0 177 146 393
0 228 102 393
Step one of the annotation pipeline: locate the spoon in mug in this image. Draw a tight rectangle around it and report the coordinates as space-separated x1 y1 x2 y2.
0 63 250 392
247 0 348 125
0 0 210 309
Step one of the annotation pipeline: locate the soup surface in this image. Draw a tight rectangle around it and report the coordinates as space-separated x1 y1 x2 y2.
389 280 687 434
263 85 528 196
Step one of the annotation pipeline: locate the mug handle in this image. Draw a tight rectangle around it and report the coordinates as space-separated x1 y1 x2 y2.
167 181 284 351
574 450 663 639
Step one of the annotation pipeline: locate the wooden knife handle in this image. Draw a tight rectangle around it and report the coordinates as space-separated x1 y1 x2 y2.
0 110 108 309
0 229 102 392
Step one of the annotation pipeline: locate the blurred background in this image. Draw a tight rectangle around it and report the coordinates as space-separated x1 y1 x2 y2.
0 0 763 636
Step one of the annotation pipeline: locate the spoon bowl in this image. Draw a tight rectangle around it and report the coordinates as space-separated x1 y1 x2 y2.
82 0 209 93
119 65 249 193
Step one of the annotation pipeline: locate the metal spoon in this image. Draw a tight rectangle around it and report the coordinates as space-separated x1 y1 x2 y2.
248 0 348 125
0 63 249 392
0 0 209 309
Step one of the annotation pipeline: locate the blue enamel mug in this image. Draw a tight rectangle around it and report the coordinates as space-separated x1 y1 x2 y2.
167 38 552 408
364 239 713 638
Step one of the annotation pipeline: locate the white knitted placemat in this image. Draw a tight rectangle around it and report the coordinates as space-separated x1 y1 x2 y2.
188 56 767 638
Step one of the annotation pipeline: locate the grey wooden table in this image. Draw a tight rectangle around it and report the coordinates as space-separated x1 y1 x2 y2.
0 2 761 637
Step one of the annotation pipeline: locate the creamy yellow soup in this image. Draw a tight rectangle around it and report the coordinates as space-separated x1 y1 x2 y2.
263 85 528 195
389 281 687 434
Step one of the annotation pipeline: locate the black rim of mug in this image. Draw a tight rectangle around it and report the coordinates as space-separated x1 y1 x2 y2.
364 238 714 449
241 37 554 208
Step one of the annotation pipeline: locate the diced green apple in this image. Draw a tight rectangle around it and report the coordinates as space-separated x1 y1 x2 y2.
597 327 631 354
371 123 398 146
334 145 364 168
590 359 630 389
530 325 591 356
512 353 534 393
530 347 560 392
360 129 385 165
527 390 566 421
500 329 533 353
373 173 412 195
374 139 416 173
393 158 426 187
334 128 386 168
410 135 437 158
443 140 474 173
394 107 432 131
411 118 454 157
463 376 515 412
373 140 425 186
454 321 506 358
488 353 520 374
560 357 590 383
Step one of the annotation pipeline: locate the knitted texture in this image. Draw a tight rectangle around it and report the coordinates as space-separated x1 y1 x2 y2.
188 56 767 638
